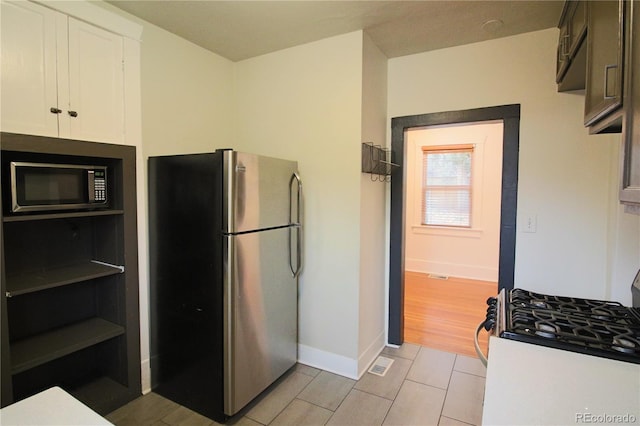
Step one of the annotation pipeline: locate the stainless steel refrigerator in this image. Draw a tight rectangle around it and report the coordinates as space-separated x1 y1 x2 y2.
148 150 302 422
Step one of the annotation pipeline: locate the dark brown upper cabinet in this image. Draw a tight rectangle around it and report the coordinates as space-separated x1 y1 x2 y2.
584 0 626 130
557 0 640 205
620 1 640 204
556 1 588 92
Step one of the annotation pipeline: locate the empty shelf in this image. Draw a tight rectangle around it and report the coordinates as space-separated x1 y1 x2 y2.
6 261 124 297
11 318 125 374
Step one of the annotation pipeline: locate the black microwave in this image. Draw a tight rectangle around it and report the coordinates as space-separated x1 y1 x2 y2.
8 161 108 213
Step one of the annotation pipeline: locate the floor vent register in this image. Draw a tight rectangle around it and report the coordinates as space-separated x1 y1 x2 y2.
427 274 449 280
368 356 395 377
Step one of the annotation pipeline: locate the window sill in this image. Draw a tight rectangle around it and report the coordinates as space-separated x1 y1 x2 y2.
410 225 484 239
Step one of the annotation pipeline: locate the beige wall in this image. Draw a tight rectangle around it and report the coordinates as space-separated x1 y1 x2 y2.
388 28 640 303
234 31 366 377
234 31 389 378
358 32 388 376
138 24 235 155
404 121 503 281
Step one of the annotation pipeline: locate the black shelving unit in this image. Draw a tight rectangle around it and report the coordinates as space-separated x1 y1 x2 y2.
5 259 123 298
11 318 125 374
0 132 141 415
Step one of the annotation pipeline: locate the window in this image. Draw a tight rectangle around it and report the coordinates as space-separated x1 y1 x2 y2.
422 144 473 227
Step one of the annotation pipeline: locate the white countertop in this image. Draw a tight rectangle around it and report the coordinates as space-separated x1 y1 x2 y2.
482 337 640 426
0 386 113 426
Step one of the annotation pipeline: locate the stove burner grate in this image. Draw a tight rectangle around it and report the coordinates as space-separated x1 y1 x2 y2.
501 289 640 364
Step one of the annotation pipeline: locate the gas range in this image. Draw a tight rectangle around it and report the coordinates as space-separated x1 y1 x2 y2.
482 288 640 364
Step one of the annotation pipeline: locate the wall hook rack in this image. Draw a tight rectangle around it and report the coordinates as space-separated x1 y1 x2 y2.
361 142 399 182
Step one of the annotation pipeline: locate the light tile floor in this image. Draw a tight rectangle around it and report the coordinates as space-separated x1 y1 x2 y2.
106 344 486 426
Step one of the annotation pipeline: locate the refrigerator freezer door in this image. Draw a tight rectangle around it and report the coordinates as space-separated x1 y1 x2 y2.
223 227 298 415
224 151 299 233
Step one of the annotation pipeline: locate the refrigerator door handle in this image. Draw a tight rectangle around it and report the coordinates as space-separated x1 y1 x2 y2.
289 173 303 278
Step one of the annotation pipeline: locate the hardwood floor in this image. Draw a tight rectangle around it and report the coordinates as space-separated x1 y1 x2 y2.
403 271 497 358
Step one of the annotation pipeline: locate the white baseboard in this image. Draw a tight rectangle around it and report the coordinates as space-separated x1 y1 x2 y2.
405 258 498 282
297 332 386 381
297 344 358 380
356 331 386 379
141 358 152 394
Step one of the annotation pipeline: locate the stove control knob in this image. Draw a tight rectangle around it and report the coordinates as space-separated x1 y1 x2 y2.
484 319 496 331
486 307 497 320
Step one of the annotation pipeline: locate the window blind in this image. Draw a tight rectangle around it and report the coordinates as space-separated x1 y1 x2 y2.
422 144 473 227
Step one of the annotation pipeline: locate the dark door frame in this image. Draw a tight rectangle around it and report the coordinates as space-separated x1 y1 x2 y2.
388 104 521 345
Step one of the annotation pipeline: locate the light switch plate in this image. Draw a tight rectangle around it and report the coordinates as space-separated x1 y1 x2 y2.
523 215 537 233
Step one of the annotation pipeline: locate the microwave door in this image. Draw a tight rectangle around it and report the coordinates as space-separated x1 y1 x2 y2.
9 162 107 213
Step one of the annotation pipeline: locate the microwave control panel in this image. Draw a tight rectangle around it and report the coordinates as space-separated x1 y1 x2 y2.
90 169 107 203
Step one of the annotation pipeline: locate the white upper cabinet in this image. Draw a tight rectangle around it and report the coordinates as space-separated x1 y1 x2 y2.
1 0 125 144
1 1 59 137
67 17 124 143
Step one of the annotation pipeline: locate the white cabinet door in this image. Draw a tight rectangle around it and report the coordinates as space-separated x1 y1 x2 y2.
0 1 59 137
67 18 124 144
1 1 125 144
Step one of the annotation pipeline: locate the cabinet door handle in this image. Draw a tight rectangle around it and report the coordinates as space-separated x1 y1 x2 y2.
604 64 618 99
50 107 62 114
561 34 570 57
68 110 78 117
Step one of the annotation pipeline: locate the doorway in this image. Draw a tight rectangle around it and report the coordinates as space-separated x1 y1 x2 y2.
388 105 520 346
403 121 502 356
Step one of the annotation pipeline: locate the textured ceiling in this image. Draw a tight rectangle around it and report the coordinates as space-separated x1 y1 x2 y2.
107 1 564 62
